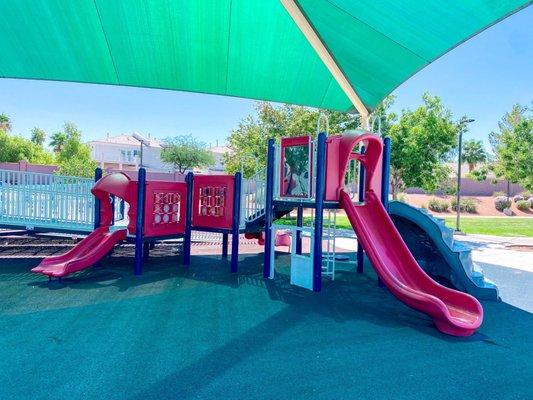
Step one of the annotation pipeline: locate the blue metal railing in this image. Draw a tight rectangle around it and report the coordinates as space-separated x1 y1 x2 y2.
0 169 95 232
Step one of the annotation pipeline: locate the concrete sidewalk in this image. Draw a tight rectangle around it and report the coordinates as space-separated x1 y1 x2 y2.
454 234 533 273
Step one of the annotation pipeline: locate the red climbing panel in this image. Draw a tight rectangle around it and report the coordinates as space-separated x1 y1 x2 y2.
192 175 234 229
143 181 187 237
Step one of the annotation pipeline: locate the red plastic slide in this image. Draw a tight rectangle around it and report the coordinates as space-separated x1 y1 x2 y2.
31 226 127 278
339 189 483 336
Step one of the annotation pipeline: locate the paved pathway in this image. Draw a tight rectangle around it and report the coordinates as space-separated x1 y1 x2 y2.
454 234 533 273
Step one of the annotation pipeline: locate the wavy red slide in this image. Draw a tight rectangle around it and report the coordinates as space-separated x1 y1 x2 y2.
31 227 127 278
340 189 483 336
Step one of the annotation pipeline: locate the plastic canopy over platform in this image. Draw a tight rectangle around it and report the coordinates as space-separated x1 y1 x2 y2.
0 1 529 113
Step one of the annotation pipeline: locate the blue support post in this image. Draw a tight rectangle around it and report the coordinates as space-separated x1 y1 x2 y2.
295 206 303 255
312 132 327 292
381 137 391 211
230 172 242 273
357 146 365 274
263 139 275 279
134 167 146 276
183 172 194 266
222 233 229 258
93 167 102 229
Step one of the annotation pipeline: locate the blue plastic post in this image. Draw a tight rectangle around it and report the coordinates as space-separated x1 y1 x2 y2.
381 137 391 211
357 146 366 274
263 139 275 279
183 172 193 266
93 167 102 229
134 167 146 276
230 172 242 273
222 233 229 258
312 132 327 292
296 206 303 255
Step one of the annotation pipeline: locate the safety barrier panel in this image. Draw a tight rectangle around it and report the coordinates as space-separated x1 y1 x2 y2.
240 172 266 228
192 175 235 229
143 181 187 237
0 169 94 232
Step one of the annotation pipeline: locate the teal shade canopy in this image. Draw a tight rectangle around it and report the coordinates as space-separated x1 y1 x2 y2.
0 1 529 112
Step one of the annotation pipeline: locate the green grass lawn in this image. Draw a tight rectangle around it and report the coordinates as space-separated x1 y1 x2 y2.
443 217 533 237
279 215 533 237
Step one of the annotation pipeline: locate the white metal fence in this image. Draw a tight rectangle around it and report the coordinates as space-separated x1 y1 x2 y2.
0 169 95 232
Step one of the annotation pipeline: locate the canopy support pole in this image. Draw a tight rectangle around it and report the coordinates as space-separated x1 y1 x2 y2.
280 0 370 126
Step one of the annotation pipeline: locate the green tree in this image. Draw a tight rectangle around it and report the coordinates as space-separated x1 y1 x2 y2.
0 130 54 164
489 104 533 191
224 102 359 177
385 93 460 198
55 122 97 177
0 113 12 133
49 131 67 153
30 127 46 147
462 139 487 172
160 134 215 173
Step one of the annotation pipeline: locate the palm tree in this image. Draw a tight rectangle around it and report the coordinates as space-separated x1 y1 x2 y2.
0 114 12 133
49 132 67 153
462 139 487 172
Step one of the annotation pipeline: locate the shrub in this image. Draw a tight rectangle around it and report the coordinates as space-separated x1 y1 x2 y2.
520 191 532 199
492 191 505 197
503 208 513 216
513 195 524 203
494 196 512 212
463 198 477 213
428 198 449 213
451 198 477 213
451 198 462 212
516 200 531 211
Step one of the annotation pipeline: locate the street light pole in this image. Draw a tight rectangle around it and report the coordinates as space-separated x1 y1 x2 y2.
455 117 475 233
139 142 143 168
132 132 149 169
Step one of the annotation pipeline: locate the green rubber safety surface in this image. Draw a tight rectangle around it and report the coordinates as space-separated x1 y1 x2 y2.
0 1 529 112
0 253 532 399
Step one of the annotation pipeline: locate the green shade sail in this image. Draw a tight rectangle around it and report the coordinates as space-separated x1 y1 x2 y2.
0 0 529 113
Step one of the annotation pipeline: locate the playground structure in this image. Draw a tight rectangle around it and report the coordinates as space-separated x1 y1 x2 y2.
29 169 248 277
261 131 484 336
8 125 491 336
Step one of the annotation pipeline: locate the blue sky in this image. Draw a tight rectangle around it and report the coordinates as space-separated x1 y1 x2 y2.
1 5 531 148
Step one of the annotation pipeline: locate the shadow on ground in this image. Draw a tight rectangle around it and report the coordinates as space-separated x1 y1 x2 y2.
0 252 531 400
